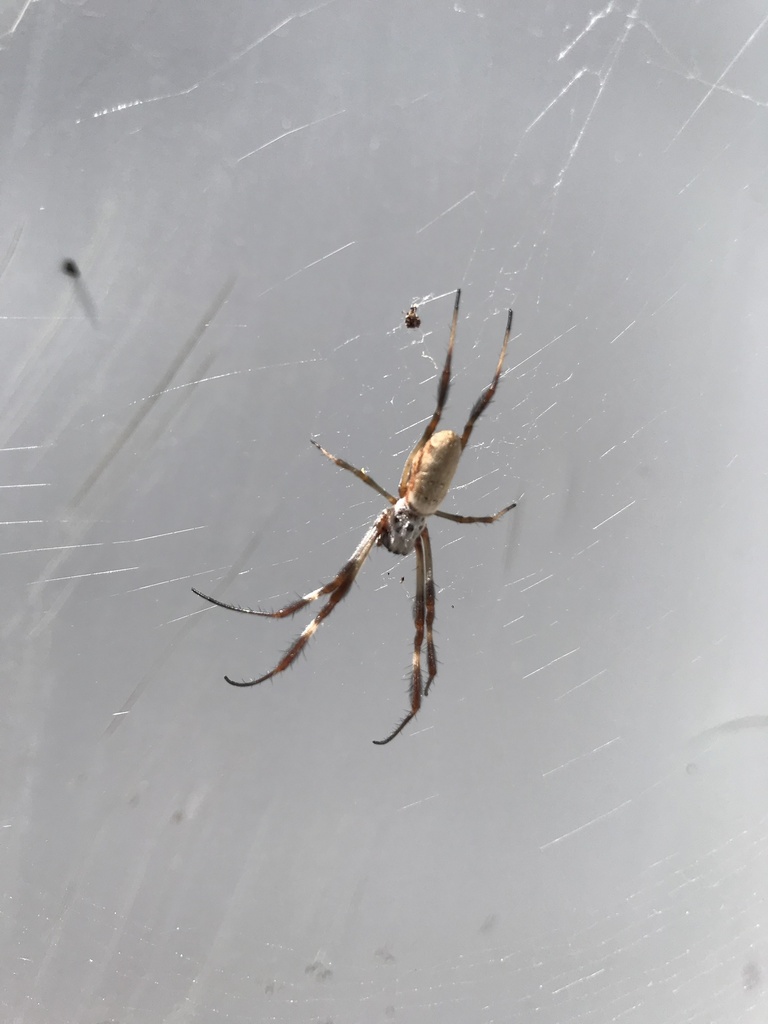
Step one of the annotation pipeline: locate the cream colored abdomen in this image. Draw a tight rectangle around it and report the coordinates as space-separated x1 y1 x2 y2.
401 430 462 516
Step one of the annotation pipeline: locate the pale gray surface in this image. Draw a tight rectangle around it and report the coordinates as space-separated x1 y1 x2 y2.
2 1 768 1021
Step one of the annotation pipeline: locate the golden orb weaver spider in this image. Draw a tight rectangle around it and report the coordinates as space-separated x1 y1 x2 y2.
193 289 516 744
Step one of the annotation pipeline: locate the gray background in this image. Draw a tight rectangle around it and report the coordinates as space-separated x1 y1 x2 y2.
2 1 768 1021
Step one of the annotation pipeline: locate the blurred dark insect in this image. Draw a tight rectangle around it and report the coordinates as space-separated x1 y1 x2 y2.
61 258 97 326
61 258 80 279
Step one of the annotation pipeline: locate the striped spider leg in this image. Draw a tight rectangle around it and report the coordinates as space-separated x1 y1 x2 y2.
192 511 388 684
193 288 516 744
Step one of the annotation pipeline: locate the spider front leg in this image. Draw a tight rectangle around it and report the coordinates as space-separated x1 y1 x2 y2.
194 512 388 686
373 531 433 745
192 563 348 619
421 527 438 696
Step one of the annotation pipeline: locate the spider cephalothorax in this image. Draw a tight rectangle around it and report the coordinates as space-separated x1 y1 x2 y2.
193 289 516 744
380 499 426 556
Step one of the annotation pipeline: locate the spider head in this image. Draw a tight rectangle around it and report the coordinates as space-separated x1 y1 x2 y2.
380 499 426 556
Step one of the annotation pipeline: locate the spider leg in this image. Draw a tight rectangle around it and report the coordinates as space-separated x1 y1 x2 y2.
192 579 336 621
421 527 438 696
222 512 388 687
434 501 516 525
409 288 461 460
310 438 396 504
373 533 428 745
460 308 513 451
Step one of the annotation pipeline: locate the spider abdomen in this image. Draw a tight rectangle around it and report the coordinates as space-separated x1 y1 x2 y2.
400 429 462 516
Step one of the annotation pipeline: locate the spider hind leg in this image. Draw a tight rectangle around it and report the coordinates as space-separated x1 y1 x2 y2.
399 290 461 492
460 308 513 451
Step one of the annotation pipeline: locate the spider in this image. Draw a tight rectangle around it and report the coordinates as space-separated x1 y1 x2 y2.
193 289 516 744
404 305 421 329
